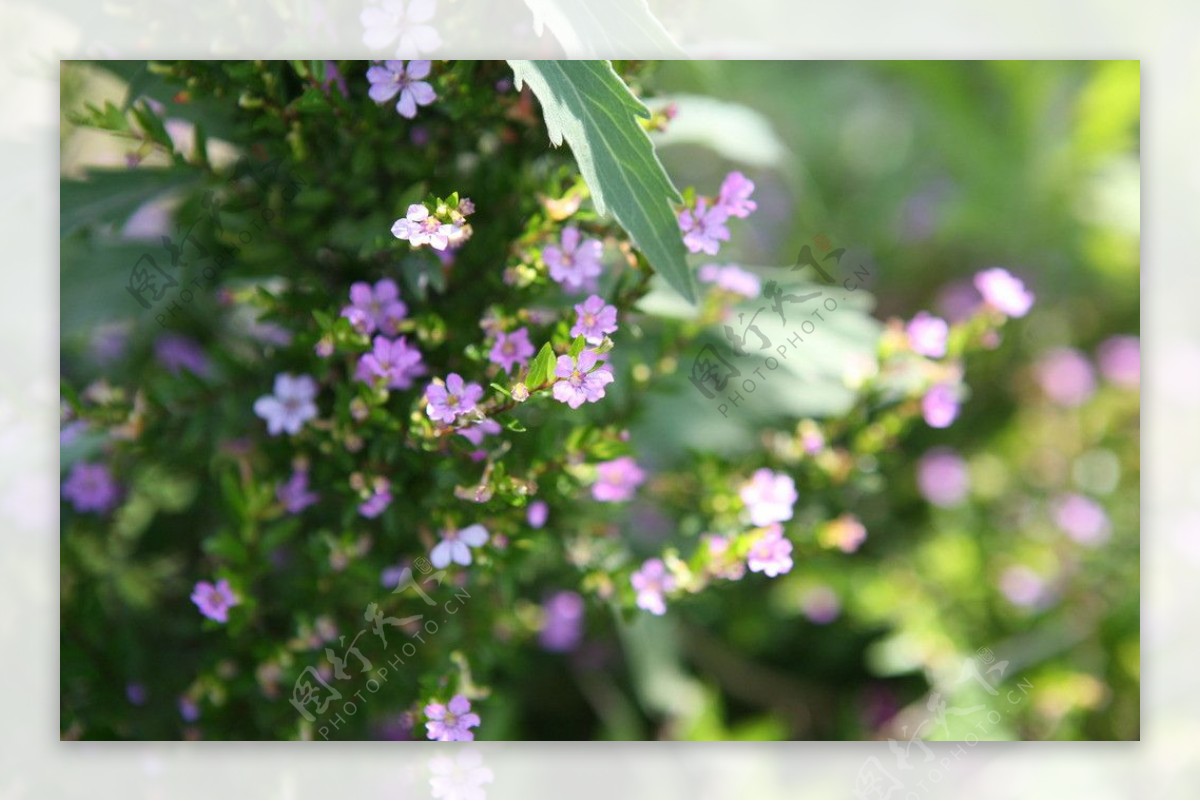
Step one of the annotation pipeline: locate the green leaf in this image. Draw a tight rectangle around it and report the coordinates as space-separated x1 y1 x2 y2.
508 60 694 303
526 343 556 388
61 167 198 237
568 334 587 358
523 0 686 58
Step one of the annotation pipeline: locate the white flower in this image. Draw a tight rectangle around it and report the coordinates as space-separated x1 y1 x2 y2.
430 524 488 568
253 373 318 436
360 0 442 58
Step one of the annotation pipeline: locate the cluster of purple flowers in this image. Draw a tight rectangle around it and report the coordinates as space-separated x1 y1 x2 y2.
677 172 757 255
392 198 473 251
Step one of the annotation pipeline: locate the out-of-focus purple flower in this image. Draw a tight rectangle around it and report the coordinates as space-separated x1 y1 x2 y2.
999 566 1049 608
819 514 868 554
678 197 730 255
457 418 500 447
746 523 794 577
359 483 393 518
543 226 604 292
62 462 120 514
1096 335 1140 388
974 267 1034 318
254 373 318 436
321 60 349 97
179 696 200 722
488 327 535 373
697 263 762 298
570 295 619 345
917 448 970 507
936 279 984 324
1052 493 1111 545
430 524 489 568
60 420 88 449
190 578 238 623
1035 348 1096 407
552 350 614 409
366 60 437 118
631 558 676 615
361 0 442 58
126 683 147 705
424 695 480 742
591 456 646 503
905 311 949 358
277 469 319 514
90 321 132 365
921 384 960 428
800 422 825 455
527 500 549 529
380 563 407 588
355 336 426 389
704 534 746 580
801 585 841 624
539 591 585 652
425 373 483 424
738 468 797 527
392 203 457 251
341 278 407 336
715 171 757 218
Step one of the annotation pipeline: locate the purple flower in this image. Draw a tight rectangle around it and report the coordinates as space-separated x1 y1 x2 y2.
974 267 1034 318
552 350 614 409
61 462 120 514
458 418 500 447
678 197 730 255
738 468 797 527
126 683 147 705
1035 348 1096 407
697 264 761 298
366 59 436 119
543 226 604 292
921 384 960 428
1097 335 1140 388
430 523 489 568
424 694 481 742
341 278 407 336
277 469 318 514
155 334 212 377
391 203 456 251
591 456 646 502
356 336 426 389
179 696 200 722
190 578 238 623
361 0 441 58
917 448 970 507
254 373 319 436
359 483 393 518
746 523 794 577
819 514 868 554
999 566 1049 608
1052 494 1111 545
539 591 585 652
801 585 841 624
488 327 535 373
630 558 676 616
570 295 619 345
425 373 483 424
527 500 549 529
704 534 746 581
906 311 949 358
716 171 757 218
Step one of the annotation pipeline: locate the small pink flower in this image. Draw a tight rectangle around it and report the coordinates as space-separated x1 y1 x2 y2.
425 373 484 423
974 267 1034 318
746 523 793 577
906 311 949 358
190 579 238 623
488 327 535 373
424 694 481 741
631 558 676 615
738 469 797 527
552 350 614 409
543 226 603 292
570 295 618 344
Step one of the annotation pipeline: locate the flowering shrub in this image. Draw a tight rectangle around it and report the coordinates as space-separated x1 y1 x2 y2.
60 60 1138 741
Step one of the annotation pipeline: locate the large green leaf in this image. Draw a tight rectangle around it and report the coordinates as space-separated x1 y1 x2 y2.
508 60 695 303
523 0 685 58
61 167 198 237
